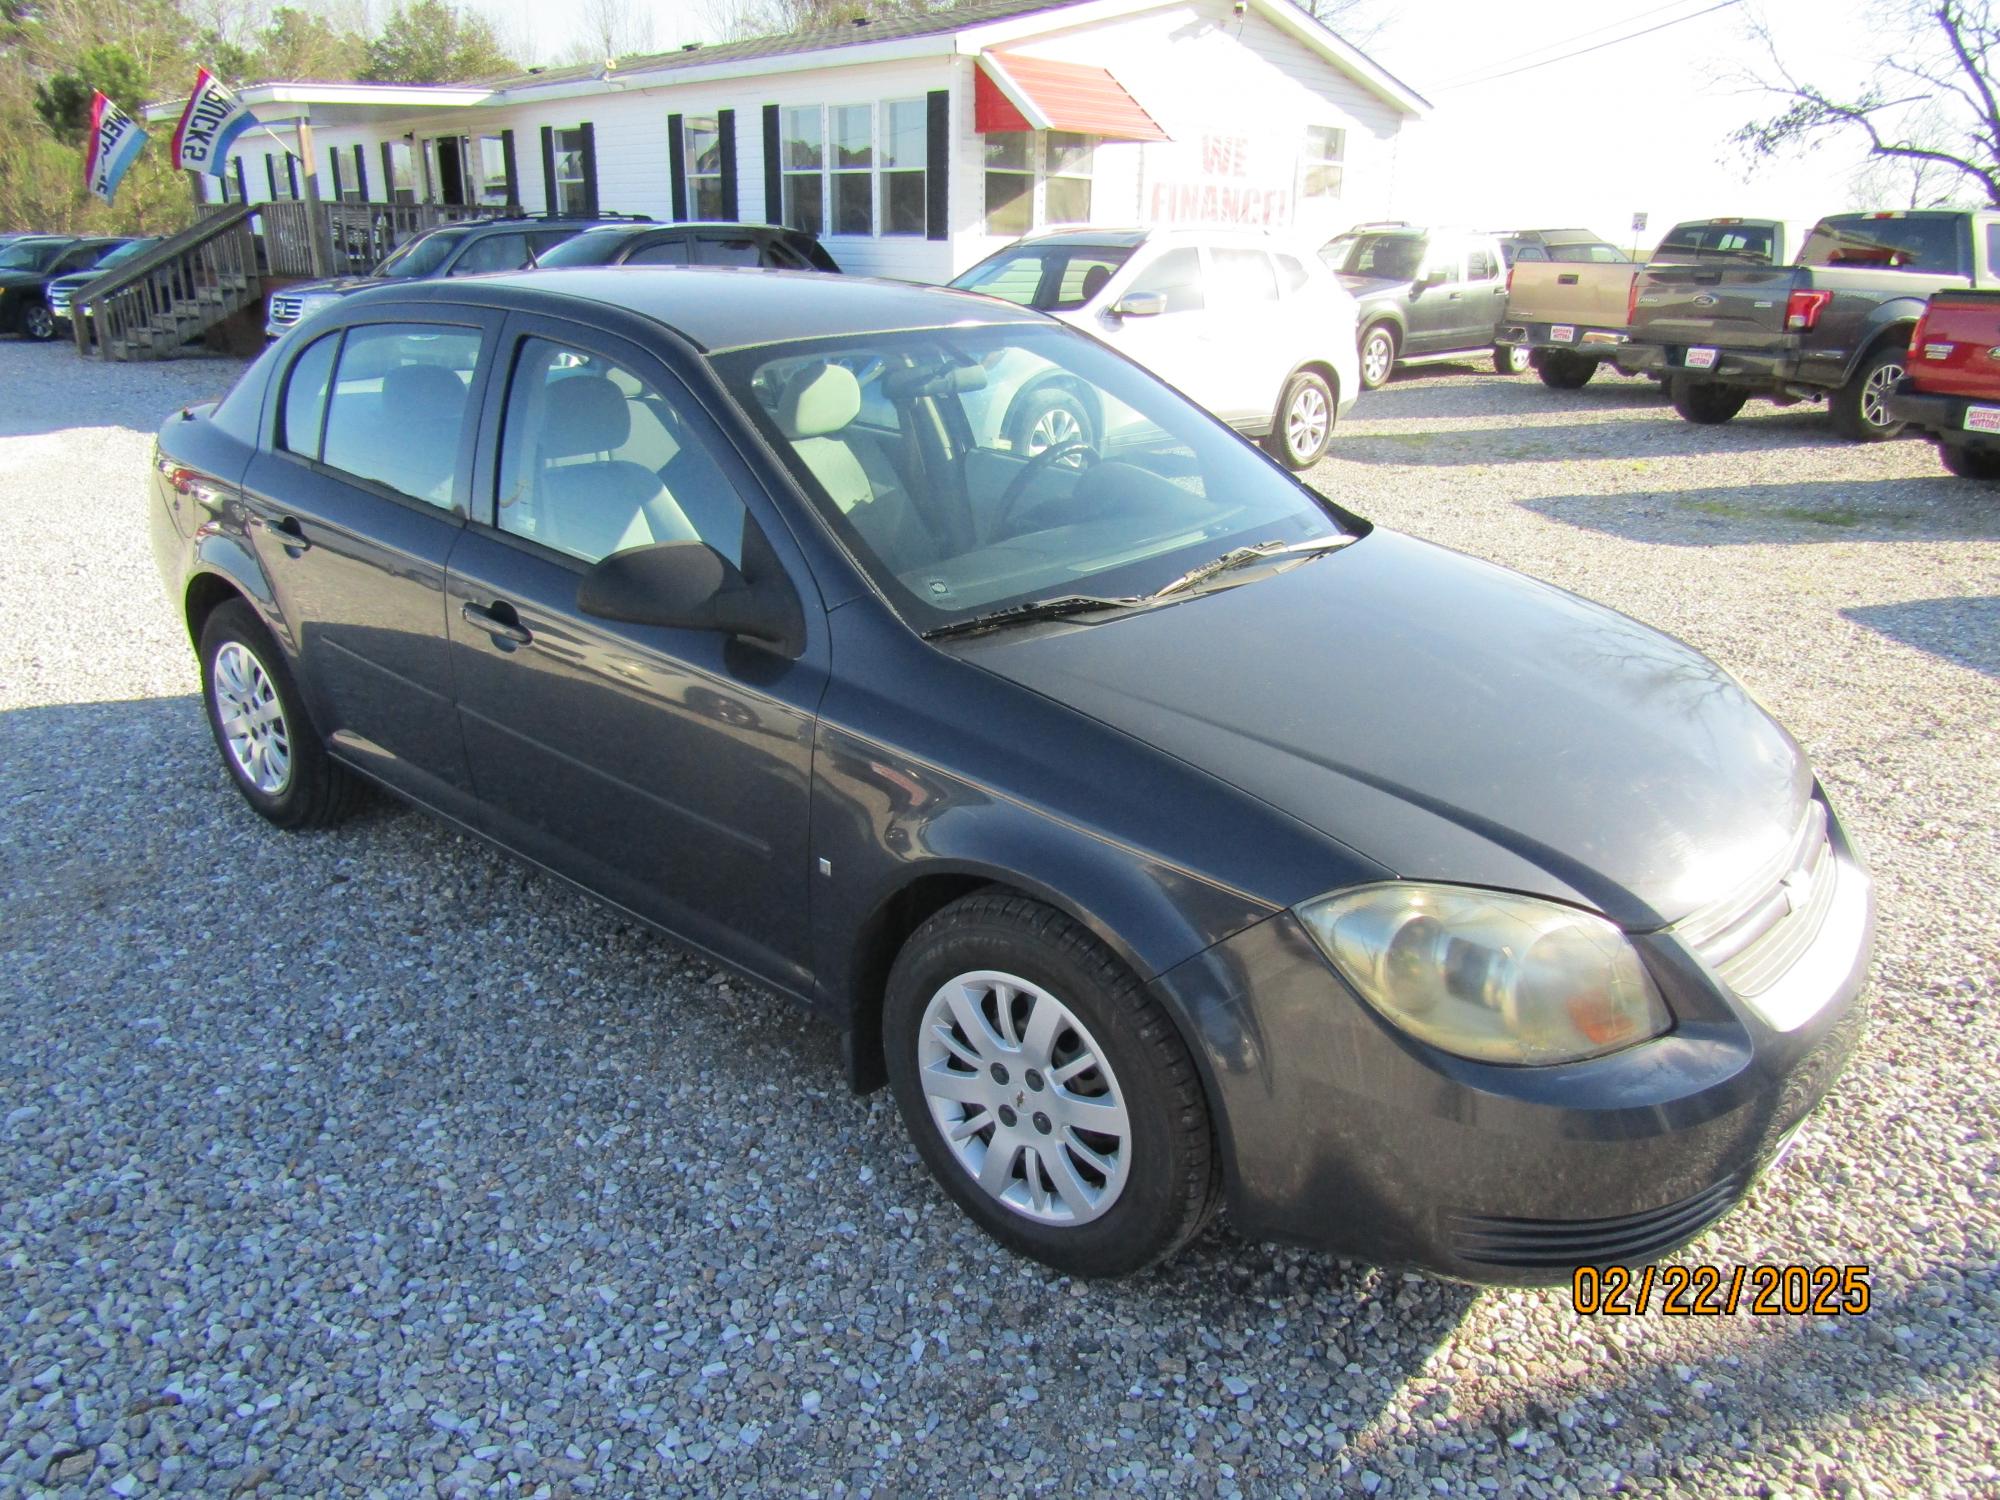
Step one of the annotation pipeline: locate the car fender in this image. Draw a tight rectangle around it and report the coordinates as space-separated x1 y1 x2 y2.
1356 305 1406 347
184 535 288 655
1842 302 1925 381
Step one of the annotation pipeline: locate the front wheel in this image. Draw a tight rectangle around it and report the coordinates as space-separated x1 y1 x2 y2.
1358 324 1397 390
1009 385 1096 463
1265 369 1336 470
1939 442 2000 480
199 600 356 829
1831 346 1907 442
1494 343 1532 376
1669 376 1750 425
20 300 55 341
1535 350 1596 389
883 892 1220 1278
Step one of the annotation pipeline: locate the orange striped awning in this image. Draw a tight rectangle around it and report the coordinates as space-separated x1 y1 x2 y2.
974 52 1169 141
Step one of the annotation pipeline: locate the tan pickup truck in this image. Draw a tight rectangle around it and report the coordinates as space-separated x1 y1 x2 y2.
1498 218 1793 389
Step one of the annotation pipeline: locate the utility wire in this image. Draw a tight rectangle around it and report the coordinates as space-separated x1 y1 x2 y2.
1437 0 1746 92
1433 0 1724 88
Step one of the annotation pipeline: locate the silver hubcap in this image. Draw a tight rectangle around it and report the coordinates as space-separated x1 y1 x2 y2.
212 640 292 795
1363 334 1392 385
1862 362 1903 428
1287 384 1330 458
917 970 1131 1226
25 305 51 338
1505 346 1529 373
1026 404 1083 456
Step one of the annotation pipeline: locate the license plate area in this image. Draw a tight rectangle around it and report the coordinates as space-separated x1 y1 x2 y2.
1965 404 2000 434
1684 346 1719 369
1550 324 1576 343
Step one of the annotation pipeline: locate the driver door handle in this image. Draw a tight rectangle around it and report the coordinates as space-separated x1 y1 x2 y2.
462 600 533 648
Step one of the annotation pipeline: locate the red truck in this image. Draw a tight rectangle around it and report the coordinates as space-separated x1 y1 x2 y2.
1886 289 2000 479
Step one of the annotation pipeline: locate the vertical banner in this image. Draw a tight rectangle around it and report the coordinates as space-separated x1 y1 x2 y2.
84 92 148 204
172 67 257 176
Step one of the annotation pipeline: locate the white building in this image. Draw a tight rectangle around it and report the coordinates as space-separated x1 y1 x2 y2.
158 0 1428 282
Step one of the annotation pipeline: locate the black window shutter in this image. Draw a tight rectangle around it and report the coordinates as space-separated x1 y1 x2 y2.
718 108 738 221
667 113 688 221
499 129 518 206
380 141 395 201
762 104 781 224
234 159 249 203
539 125 557 213
925 90 949 242
330 150 344 198
578 122 599 218
265 154 278 199
352 144 368 199
286 155 300 198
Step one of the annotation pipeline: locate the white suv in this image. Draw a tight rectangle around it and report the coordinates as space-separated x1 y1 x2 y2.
948 227 1360 470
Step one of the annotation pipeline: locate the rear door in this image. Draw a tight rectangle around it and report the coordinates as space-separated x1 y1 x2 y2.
1464 242 1508 346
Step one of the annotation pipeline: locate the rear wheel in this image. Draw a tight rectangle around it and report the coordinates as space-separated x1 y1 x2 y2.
1265 369 1336 470
1830 345 1907 442
1535 350 1596 389
199 600 356 829
1939 442 2000 480
1494 344 1532 376
883 891 1220 1278
1359 324 1397 390
20 300 55 341
1669 376 1749 425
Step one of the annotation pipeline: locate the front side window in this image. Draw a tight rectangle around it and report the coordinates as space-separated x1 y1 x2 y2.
1320 232 1424 280
713 324 1348 634
1301 125 1344 200
881 99 927 236
1128 247 1205 312
496 336 748 565
684 115 725 219
552 126 591 215
629 237 693 266
319 324 482 508
374 228 465 279
449 232 531 276
949 243 1134 310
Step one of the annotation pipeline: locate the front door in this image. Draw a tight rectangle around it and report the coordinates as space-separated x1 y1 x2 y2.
1402 238 1464 355
1088 246 1230 414
444 319 827 989
238 313 497 818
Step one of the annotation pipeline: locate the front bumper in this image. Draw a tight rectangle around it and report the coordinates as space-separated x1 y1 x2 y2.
1885 379 2000 451
1151 805 1874 1285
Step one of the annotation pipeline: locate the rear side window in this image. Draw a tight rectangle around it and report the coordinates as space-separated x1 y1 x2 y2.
1274 253 1310 294
449 232 531 275
279 333 339 458
698 237 764 267
320 324 482 508
629 238 693 266
1128 247 1204 312
1800 216 1964 273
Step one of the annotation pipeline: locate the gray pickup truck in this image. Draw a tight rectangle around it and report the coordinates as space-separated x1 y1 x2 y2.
1624 210 2000 439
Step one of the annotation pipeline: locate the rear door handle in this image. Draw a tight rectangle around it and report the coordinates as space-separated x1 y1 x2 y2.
462 600 532 648
264 514 310 552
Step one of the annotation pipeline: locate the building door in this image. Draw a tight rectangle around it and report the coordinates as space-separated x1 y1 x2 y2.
433 136 467 205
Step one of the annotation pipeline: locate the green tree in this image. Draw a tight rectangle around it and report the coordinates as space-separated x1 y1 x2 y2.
31 44 148 144
363 0 516 83
253 6 369 81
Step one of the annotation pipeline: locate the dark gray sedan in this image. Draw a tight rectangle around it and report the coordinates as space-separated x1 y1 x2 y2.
149 270 1872 1283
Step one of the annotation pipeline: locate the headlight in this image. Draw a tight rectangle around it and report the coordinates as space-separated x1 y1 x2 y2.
1295 883 1671 1065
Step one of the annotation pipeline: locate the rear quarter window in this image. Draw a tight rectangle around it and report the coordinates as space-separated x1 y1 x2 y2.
1801 217 1964 273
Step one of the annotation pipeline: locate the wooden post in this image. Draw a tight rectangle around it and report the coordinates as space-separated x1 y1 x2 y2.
296 113 332 279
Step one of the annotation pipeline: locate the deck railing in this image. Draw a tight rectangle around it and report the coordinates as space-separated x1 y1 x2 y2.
254 199 522 278
73 205 260 361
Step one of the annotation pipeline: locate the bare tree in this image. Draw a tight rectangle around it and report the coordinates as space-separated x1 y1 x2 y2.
559 0 656 65
1735 1 2000 206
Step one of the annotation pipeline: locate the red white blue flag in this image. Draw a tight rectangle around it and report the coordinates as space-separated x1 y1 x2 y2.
84 91 148 204
172 67 255 176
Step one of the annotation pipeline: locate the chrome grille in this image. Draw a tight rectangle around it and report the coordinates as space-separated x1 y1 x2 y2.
269 294 303 326
49 287 73 316
1674 800 1836 999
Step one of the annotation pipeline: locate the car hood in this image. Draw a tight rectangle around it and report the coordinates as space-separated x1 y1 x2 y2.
0 269 51 290
281 276 383 298
1336 273 1414 300
951 530 1810 928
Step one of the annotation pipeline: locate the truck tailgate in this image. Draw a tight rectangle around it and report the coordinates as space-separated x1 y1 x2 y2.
1631 264 1800 347
1911 289 2000 400
1505 262 1635 328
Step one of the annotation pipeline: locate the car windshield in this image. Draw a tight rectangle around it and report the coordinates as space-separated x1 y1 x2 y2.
1321 233 1424 280
373 229 468 279
0 240 68 272
711 323 1351 634
948 245 1135 311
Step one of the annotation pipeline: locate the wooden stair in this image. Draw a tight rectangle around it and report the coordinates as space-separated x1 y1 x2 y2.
74 206 261 362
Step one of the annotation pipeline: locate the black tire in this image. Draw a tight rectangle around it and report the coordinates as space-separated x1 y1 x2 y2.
883 891 1220 1278
1669 376 1750 425
198 600 357 829
1007 384 1096 460
1534 350 1596 390
1264 368 1336 470
20 300 55 342
1493 343 1532 376
1939 442 2000 480
1830 345 1908 442
1358 323 1397 390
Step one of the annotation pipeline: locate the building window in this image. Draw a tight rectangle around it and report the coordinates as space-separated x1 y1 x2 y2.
984 134 1033 237
984 130 1096 236
1043 132 1092 223
384 140 416 205
1302 125 1344 200
552 127 590 215
684 116 725 219
476 136 511 205
781 107 824 235
829 105 872 235
880 98 926 236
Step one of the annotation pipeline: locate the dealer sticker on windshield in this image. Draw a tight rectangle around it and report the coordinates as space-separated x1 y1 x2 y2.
1551 325 1576 343
1684 347 1719 369
1965 405 2000 434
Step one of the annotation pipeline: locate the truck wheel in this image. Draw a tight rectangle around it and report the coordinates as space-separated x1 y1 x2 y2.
1359 324 1397 390
1669 376 1749 425
1535 351 1595 390
1493 344 1531 376
1939 443 2000 480
1831 346 1908 442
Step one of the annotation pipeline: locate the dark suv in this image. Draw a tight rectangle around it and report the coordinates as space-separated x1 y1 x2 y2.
1320 224 1527 388
534 221 839 272
264 214 650 338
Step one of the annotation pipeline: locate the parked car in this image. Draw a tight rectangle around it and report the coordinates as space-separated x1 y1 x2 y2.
1319 224 1526 388
535 220 839 271
1885 289 2000 478
1495 228 1628 267
47 235 162 336
0 235 130 341
264 213 650 338
1625 209 2000 438
950 226 1358 469
151 269 1872 1284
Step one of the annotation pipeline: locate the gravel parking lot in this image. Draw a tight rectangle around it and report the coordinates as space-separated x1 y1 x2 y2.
3 338 1996 1499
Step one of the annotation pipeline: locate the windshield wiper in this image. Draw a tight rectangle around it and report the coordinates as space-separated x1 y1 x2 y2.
1148 535 1356 600
922 593 1142 642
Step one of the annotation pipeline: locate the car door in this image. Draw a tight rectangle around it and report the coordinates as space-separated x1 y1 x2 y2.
1200 246 1287 424
444 316 827 990
445 231 532 276
1090 246 1231 414
1402 237 1463 354
1465 242 1508 346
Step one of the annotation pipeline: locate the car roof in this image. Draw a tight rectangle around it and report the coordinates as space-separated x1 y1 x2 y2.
579 220 802 235
358 267 1046 353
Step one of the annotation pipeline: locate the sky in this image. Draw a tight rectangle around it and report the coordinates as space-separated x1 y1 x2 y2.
465 0 1964 252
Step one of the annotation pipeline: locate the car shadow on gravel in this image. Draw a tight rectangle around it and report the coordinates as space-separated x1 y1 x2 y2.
1355 370 1668 421
1844 597 2000 678
1521 479 2000 546
1338 413 1841 466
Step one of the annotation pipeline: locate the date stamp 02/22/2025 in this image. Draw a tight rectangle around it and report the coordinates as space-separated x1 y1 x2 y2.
1571 1264 1873 1317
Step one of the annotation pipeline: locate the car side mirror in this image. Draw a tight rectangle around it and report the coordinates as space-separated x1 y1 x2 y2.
1418 269 1447 289
577 538 805 657
1111 290 1168 318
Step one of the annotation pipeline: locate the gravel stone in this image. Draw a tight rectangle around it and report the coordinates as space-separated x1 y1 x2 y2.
1 342 1996 1496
